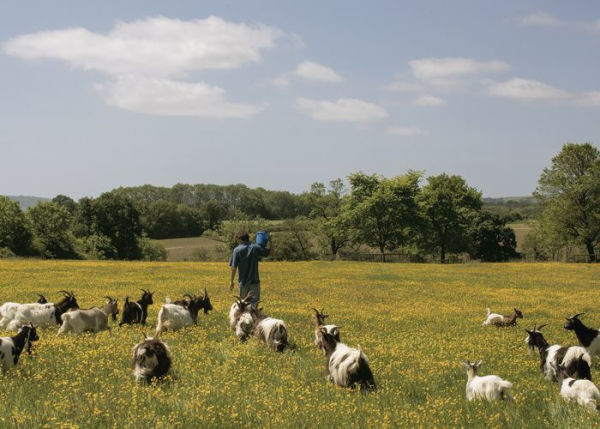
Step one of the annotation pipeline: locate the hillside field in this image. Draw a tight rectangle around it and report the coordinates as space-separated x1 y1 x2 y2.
0 260 599 427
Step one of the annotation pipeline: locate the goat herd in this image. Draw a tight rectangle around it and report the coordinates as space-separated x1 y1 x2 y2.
0 289 376 393
468 307 600 412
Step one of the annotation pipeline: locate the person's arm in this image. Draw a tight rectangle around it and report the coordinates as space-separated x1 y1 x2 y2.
229 266 236 291
229 249 238 291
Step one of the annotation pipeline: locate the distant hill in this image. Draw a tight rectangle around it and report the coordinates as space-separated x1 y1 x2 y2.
4 195 51 209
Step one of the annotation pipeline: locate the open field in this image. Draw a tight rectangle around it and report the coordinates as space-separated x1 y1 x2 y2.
157 236 225 261
0 261 599 427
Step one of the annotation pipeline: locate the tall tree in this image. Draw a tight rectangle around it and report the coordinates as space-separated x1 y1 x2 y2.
26 202 78 258
469 211 518 262
0 196 31 255
535 143 600 262
308 179 350 257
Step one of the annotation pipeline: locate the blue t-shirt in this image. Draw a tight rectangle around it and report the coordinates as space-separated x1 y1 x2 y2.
230 242 270 286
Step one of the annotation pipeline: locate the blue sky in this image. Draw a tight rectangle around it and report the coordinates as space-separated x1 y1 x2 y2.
1 1 599 199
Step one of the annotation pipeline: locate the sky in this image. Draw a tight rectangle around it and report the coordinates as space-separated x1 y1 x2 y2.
1 1 599 199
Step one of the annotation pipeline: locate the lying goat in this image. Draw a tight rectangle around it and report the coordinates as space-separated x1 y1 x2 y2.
120 289 154 327
461 360 513 401
155 290 213 336
565 313 600 357
319 326 376 392
251 306 288 352
313 308 340 351
554 361 600 412
0 291 79 331
59 296 119 334
229 294 254 341
131 335 171 383
482 307 523 327
0 324 39 372
525 324 592 381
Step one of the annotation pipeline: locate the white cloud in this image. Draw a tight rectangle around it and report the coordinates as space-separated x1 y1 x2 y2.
413 95 446 106
295 61 343 83
386 81 423 92
488 78 571 101
516 12 563 27
97 75 264 118
579 91 600 106
3 16 282 77
409 57 509 88
296 97 388 121
387 127 429 136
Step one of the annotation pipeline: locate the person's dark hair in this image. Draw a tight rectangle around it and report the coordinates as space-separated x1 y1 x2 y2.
235 231 250 242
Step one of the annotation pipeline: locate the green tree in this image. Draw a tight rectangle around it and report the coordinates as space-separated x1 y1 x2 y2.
201 199 227 231
26 202 79 258
52 194 77 214
535 143 600 262
419 174 482 263
0 196 32 255
469 211 518 262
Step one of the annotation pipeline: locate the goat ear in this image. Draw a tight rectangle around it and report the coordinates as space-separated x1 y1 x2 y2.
475 360 482 369
319 326 328 335
460 361 469 368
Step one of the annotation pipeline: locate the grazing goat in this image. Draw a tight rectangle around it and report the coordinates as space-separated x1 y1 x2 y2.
251 306 288 352
461 360 513 401
554 361 600 412
155 290 213 336
229 294 254 341
0 291 79 331
482 307 523 327
319 326 376 392
565 313 600 357
525 324 592 381
59 297 119 335
313 308 340 351
119 289 154 327
131 335 171 383
0 324 39 372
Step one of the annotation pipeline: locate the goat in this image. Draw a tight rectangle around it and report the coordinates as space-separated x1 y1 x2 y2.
565 313 600 357
525 324 592 381
119 289 154 327
319 326 376 392
58 297 119 335
482 307 523 327
131 335 171 383
0 291 79 331
460 360 513 401
250 306 288 352
312 308 340 351
155 290 213 336
0 324 39 372
229 293 254 341
554 361 600 412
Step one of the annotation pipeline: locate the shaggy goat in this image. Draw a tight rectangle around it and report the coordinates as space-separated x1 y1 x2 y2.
0 291 79 331
461 360 513 401
565 313 600 357
312 308 340 351
58 297 119 334
525 324 592 381
482 307 523 327
0 324 39 372
119 289 154 327
229 294 254 341
251 306 288 352
554 361 600 412
131 335 171 383
319 326 376 392
155 290 213 336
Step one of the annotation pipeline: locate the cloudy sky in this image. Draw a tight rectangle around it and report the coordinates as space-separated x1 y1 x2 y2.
1 1 599 199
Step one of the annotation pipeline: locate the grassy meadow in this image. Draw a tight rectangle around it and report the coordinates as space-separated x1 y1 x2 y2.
0 260 599 428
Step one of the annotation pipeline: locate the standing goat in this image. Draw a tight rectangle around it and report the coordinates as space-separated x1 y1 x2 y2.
229 294 254 341
119 289 154 327
461 360 513 401
482 307 523 327
525 324 592 381
250 306 288 352
565 313 600 357
554 361 600 412
313 308 340 351
155 290 213 336
0 324 39 372
318 326 376 392
0 291 79 331
59 297 119 334
131 335 171 383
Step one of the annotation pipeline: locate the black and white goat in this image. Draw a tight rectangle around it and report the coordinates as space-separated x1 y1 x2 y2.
250 306 288 352
131 335 172 383
155 290 213 336
59 297 119 334
554 361 600 412
565 313 600 357
0 324 39 372
119 289 154 327
318 326 376 392
460 360 513 401
525 324 592 381
0 291 79 331
313 308 340 351
482 307 523 327
229 294 254 341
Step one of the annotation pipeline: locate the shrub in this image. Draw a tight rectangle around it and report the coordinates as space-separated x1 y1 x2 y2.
138 235 167 261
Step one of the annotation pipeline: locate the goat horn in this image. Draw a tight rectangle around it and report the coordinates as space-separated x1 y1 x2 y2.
183 294 194 300
537 324 547 330
203 288 207 296
312 308 320 314
570 312 585 319
58 290 70 296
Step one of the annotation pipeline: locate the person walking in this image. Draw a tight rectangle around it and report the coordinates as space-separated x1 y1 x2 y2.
229 231 273 307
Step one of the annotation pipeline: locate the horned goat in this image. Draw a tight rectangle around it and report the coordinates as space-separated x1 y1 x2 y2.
251 306 288 352
119 289 154 327
312 308 340 351
0 291 79 331
155 290 213 336
0 324 39 372
565 313 600 357
58 296 119 334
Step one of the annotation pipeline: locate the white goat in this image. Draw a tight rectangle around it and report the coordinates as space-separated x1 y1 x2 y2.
554 362 600 411
312 308 340 351
58 297 118 335
250 307 288 352
482 307 523 327
154 291 213 336
461 360 513 401
229 294 254 341
0 291 79 331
